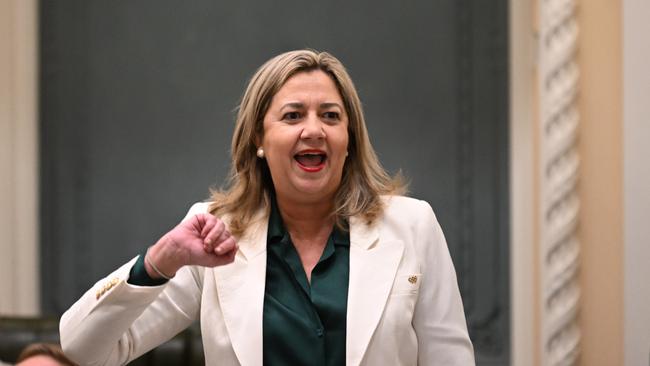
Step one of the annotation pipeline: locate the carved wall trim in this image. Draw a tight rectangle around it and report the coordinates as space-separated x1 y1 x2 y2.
538 0 581 365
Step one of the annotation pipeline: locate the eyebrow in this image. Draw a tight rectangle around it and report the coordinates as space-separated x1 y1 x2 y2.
280 102 343 111
280 102 304 111
320 102 343 110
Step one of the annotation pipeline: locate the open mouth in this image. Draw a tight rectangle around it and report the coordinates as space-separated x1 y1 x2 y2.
294 150 327 171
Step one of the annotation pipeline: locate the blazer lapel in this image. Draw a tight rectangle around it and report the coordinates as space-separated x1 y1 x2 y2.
346 215 404 366
213 211 268 366
210 209 404 366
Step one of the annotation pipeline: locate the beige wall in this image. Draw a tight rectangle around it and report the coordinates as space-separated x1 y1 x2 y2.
509 0 536 364
575 1 624 365
623 0 650 364
576 0 624 365
0 0 39 316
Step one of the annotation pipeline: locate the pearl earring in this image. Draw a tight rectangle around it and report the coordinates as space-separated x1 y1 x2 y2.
256 147 264 158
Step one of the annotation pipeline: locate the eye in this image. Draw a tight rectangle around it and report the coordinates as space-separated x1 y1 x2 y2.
322 111 340 120
282 111 301 121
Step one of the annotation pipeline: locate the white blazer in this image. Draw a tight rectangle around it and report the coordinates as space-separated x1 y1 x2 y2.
60 196 475 366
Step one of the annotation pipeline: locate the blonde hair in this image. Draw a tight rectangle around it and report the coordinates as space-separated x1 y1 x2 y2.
210 49 405 236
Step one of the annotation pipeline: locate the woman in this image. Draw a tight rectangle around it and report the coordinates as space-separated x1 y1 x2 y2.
60 50 475 365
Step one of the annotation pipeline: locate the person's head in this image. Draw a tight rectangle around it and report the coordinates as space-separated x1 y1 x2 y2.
258 68 349 206
211 49 404 234
15 343 77 366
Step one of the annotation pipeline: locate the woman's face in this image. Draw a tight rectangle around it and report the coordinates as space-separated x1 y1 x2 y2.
261 70 349 205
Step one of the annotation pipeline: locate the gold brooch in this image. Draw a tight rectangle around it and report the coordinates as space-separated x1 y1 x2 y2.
408 275 417 284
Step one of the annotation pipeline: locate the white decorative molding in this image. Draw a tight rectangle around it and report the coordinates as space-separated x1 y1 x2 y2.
538 0 581 365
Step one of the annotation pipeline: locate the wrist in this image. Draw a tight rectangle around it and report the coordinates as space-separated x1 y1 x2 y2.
145 240 183 279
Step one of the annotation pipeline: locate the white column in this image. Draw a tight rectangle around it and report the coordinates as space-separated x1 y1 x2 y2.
623 1 650 365
537 0 581 364
0 0 39 316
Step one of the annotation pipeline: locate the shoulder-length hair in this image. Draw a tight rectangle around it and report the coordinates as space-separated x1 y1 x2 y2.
210 49 405 237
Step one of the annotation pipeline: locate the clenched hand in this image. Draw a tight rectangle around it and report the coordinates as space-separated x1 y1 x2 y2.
144 213 238 279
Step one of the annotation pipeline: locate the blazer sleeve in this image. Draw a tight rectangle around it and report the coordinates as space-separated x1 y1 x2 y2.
412 200 476 365
59 203 208 366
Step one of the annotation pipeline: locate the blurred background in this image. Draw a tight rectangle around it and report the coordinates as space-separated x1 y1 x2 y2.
1 0 647 365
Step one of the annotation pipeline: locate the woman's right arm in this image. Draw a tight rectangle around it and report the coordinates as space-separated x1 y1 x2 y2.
59 257 203 365
60 202 238 366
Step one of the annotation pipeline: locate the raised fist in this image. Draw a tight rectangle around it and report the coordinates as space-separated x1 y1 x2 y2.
145 213 238 279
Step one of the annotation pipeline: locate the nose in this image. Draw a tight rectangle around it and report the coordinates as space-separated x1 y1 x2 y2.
300 113 326 140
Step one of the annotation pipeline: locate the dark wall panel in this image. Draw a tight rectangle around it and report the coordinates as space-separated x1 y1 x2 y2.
40 1 509 364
